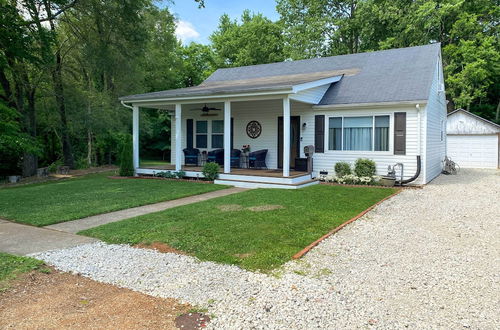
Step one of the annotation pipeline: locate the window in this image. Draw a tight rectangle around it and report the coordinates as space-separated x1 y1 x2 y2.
196 120 207 148
211 120 224 148
374 116 390 151
328 115 390 152
328 117 342 150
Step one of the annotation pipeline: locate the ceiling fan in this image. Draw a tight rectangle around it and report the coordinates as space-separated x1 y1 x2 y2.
190 104 221 116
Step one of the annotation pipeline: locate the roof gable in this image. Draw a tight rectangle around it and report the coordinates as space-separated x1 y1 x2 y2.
447 109 500 134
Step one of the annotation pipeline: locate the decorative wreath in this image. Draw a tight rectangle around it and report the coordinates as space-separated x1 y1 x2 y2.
246 121 262 139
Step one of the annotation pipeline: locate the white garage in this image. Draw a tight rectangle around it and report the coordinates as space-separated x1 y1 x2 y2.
447 109 499 169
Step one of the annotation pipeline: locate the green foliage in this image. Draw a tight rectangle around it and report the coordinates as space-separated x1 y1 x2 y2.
210 10 286 67
175 171 186 179
202 162 220 181
354 158 376 177
119 135 134 177
277 0 500 122
335 162 352 177
156 171 176 178
0 171 227 226
81 184 397 271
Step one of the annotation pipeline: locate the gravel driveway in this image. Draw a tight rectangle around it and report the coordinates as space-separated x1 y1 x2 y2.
32 169 500 329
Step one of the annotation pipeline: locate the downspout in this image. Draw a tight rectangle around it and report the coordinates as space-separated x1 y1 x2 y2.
398 104 422 185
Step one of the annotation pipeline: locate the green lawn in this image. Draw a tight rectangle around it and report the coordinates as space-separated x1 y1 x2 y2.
140 159 170 167
0 253 46 291
81 185 397 271
0 172 227 226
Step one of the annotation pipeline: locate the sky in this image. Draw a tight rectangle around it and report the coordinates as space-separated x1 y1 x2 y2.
161 0 280 44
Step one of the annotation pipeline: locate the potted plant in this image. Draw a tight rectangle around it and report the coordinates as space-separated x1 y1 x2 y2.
242 144 250 153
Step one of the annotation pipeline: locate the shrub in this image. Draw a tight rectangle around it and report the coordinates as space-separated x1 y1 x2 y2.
156 171 175 178
202 162 219 181
334 162 351 177
354 158 376 177
175 170 186 179
119 135 134 177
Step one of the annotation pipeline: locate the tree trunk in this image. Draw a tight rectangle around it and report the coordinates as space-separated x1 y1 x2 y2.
496 99 499 122
43 0 75 168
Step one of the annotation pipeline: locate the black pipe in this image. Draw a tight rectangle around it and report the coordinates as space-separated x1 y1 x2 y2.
398 155 421 185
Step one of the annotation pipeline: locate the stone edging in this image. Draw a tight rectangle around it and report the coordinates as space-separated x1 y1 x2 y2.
292 188 403 259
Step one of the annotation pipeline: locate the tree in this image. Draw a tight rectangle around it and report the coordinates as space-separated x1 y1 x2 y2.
210 10 285 67
119 134 134 176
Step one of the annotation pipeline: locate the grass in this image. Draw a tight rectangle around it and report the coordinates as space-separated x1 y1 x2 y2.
81 184 397 271
0 253 47 291
140 159 170 167
0 171 227 226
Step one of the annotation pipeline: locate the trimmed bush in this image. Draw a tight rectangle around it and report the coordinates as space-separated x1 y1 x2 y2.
354 158 376 177
202 162 219 181
175 171 186 179
334 162 351 177
119 135 134 177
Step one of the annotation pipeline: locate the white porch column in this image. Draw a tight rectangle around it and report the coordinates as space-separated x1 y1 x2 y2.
223 100 231 173
132 105 139 175
283 96 291 177
175 103 182 171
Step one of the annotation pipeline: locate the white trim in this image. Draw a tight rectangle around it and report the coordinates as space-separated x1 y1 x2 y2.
175 104 182 171
122 90 292 106
224 101 231 173
313 100 428 110
325 113 393 153
283 96 291 177
132 106 139 173
291 75 343 93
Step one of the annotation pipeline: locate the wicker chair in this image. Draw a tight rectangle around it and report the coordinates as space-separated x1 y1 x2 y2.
248 149 268 169
230 149 242 168
207 149 224 166
183 148 200 166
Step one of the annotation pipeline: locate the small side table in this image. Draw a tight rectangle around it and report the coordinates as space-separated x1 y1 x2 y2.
240 153 249 169
200 152 207 166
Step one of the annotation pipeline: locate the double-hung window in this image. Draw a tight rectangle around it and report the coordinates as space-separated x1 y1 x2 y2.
328 115 390 151
196 120 208 148
211 120 224 148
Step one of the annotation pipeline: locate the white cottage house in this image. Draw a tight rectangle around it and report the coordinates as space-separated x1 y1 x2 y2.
120 43 447 188
447 109 500 169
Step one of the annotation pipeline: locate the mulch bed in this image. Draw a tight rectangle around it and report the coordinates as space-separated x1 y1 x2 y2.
319 181 423 189
108 176 214 184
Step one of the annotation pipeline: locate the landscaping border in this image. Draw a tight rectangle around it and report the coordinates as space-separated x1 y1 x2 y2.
107 176 214 184
319 182 423 189
292 188 403 259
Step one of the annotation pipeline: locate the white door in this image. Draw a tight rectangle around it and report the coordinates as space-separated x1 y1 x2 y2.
447 135 498 169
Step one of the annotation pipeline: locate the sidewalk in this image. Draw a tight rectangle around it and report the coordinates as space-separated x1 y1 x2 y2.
46 187 247 233
0 219 97 256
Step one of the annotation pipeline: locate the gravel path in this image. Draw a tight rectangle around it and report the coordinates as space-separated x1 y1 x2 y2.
32 169 500 329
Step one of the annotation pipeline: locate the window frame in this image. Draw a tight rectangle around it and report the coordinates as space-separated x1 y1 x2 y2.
195 120 208 149
211 120 224 149
326 113 393 154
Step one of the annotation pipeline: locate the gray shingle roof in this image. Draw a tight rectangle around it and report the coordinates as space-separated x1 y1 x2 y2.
120 43 441 105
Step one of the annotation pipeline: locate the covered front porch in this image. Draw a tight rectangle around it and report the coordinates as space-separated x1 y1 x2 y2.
120 72 343 188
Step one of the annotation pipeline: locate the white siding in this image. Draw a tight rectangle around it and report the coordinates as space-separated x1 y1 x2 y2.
301 105 426 184
290 84 331 104
171 99 430 184
424 56 447 183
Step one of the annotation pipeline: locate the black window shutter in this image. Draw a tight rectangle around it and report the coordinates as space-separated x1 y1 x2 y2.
315 115 325 153
186 119 193 149
394 112 406 155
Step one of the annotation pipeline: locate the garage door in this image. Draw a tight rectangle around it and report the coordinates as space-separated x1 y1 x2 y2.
447 135 498 169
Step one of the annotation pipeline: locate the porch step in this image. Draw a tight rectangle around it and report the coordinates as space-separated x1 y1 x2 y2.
218 172 312 184
214 178 319 189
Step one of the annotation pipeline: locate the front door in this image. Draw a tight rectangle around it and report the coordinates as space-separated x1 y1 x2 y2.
277 116 300 168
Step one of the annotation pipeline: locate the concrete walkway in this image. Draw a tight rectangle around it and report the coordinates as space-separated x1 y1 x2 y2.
0 220 97 256
46 187 247 234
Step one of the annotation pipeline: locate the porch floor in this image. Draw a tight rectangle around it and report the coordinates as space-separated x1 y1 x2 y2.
142 165 308 178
